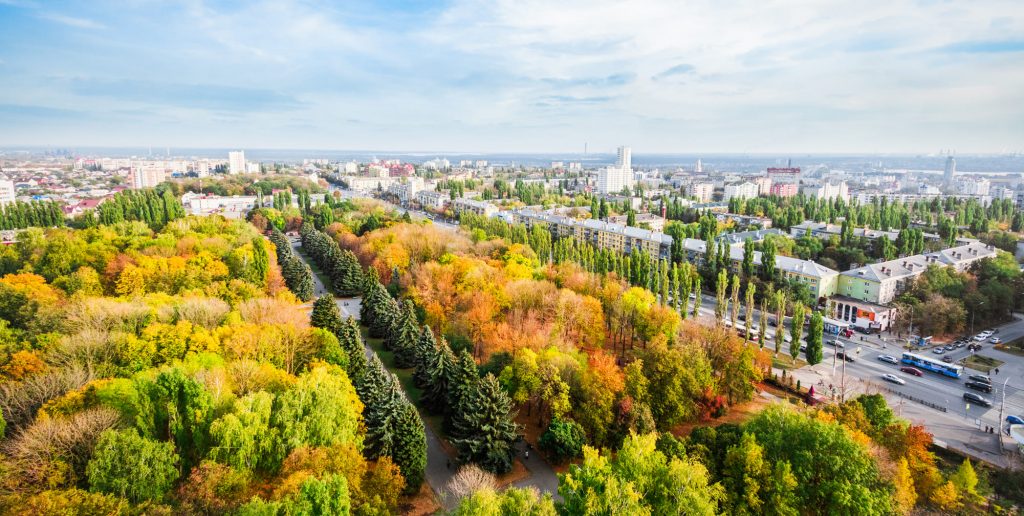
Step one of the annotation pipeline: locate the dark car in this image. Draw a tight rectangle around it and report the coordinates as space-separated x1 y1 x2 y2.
941 356 953 363
963 392 992 407
900 366 924 377
836 351 856 363
968 374 992 384
966 381 993 393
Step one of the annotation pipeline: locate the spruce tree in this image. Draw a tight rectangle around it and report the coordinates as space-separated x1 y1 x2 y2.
310 296 343 334
362 356 398 457
338 317 368 389
413 325 437 388
390 300 419 369
391 396 427 493
333 249 365 297
445 350 479 434
450 374 519 474
422 339 456 414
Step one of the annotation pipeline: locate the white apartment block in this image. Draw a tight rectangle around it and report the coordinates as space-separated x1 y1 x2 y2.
246 162 261 174
805 181 849 202
131 164 167 189
228 151 246 175
753 176 772 196
416 190 447 210
957 178 990 196
597 146 634 195
453 197 498 217
387 177 425 203
0 177 15 206
723 181 758 201
687 182 714 202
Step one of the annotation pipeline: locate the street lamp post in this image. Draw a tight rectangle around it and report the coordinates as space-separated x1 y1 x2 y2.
998 376 1010 452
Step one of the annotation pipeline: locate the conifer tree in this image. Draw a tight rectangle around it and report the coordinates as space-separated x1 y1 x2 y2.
422 339 457 414
413 325 437 388
391 396 427 493
338 317 368 389
389 300 420 368
310 296 343 334
333 249 365 297
450 374 519 474
445 350 479 432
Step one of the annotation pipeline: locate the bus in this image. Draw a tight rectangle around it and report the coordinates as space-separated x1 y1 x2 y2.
900 352 963 378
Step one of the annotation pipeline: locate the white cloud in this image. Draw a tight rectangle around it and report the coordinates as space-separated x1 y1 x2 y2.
38 12 106 30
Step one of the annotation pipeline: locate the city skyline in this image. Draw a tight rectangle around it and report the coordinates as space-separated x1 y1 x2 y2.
1 1 1023 153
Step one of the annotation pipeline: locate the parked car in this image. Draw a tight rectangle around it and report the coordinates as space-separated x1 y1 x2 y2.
900 366 924 377
974 335 987 342
799 344 807 353
932 347 945 354
941 356 953 363
836 351 856 363
968 374 992 384
963 392 992 407
877 354 899 365
882 374 906 385
966 381 993 393
1007 415 1024 425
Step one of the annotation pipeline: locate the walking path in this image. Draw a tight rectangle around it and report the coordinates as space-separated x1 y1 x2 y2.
291 239 561 509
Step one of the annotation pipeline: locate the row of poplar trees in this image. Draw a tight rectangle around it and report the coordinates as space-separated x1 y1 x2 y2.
361 269 521 474
268 228 314 300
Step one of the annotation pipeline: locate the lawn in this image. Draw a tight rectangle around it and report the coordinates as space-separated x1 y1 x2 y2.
771 353 808 371
960 354 1005 373
994 337 1024 357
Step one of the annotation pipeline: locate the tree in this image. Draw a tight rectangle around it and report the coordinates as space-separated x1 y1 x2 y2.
413 325 437 388
310 295 343 334
721 432 798 516
773 291 787 356
761 238 777 282
208 392 282 472
743 405 894 515
730 273 741 328
86 429 180 503
949 458 982 507
715 269 728 324
333 249 365 297
388 300 420 368
446 350 479 431
422 338 457 414
337 317 368 389
806 312 823 365
744 282 756 342
742 238 756 278
789 302 806 360
539 419 586 463
252 238 269 286
691 276 702 318
273 366 362 452
450 374 519 474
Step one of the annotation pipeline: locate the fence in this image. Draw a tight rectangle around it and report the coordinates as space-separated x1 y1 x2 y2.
876 384 948 412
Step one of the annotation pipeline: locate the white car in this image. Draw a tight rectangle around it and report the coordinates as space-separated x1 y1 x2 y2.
877 355 899 365
882 374 906 385
974 335 987 342
990 337 1002 344
932 347 945 354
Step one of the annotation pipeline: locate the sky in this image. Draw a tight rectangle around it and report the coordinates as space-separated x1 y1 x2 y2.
1 0 1023 154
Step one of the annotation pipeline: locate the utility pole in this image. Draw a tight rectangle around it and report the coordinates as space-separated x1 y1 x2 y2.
998 376 1010 452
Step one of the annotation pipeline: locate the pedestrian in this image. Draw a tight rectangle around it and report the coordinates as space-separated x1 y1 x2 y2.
525 450 529 459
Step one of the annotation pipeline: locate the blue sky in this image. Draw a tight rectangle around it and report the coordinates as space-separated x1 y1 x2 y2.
1 0 1022 153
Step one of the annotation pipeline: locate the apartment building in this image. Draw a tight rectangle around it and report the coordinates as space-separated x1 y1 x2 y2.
722 181 758 201
512 209 672 260
453 197 498 217
687 182 714 202
0 176 15 206
416 190 447 210
838 242 998 304
680 238 840 301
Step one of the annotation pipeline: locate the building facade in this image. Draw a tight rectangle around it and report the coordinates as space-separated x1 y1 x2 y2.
453 197 498 217
0 177 15 206
228 151 246 175
723 182 758 201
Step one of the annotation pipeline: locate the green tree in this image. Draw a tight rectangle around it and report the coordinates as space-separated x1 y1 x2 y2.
310 295 343 334
773 291 787 356
450 374 519 474
730 273 741 327
789 302 806 360
539 418 586 463
806 312 823 365
338 317 368 389
273 365 362 451
715 269 728 323
742 238 756 278
252 238 269 286
208 392 282 472
744 282 756 342
423 338 457 414
86 429 180 503
761 238 777 282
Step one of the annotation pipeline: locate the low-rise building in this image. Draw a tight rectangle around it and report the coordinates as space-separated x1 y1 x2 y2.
181 192 260 219
453 197 498 217
837 242 999 305
416 190 447 210
715 212 773 228
828 296 896 332
607 212 666 232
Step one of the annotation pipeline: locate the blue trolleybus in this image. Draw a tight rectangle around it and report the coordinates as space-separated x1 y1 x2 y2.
900 352 963 378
